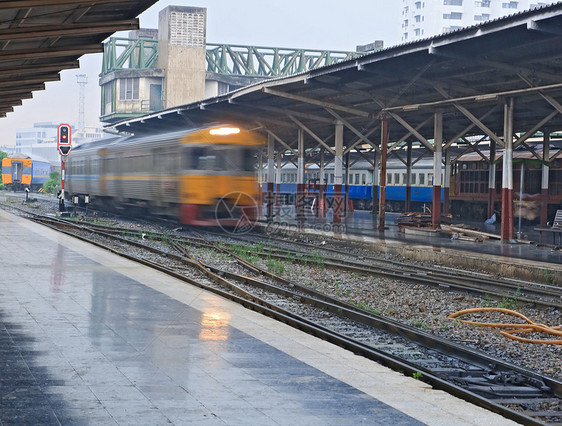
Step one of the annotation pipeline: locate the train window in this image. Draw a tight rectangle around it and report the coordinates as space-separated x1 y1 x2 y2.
402 173 407 185
192 147 217 170
387 173 392 185
462 163 467 170
471 163 477 170
428 173 433 185
482 162 488 170
242 149 257 172
394 173 400 185
419 173 424 185
330 173 334 183
362 174 366 185
412 174 416 185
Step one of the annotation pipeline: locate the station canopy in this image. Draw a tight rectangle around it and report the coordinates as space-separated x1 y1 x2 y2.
111 3 562 155
0 0 159 118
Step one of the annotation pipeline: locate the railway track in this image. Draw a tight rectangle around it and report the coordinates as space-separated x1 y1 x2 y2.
18 212 562 425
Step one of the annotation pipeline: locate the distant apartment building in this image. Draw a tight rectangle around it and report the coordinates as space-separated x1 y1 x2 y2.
400 0 557 42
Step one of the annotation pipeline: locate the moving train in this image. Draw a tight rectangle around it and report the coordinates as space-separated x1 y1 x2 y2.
65 125 264 225
1 154 52 191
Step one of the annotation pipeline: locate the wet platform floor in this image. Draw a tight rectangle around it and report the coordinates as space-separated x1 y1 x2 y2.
0 210 515 425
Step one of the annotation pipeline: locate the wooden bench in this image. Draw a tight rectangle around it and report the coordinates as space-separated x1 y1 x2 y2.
535 210 562 246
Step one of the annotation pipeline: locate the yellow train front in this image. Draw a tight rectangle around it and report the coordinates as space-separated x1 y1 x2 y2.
178 126 264 225
65 125 264 226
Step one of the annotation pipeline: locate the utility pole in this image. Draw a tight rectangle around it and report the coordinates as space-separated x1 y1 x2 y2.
76 74 88 131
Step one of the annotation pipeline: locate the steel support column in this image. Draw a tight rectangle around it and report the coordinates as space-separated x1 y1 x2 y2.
334 122 344 224
443 149 450 216
297 129 305 224
501 99 514 241
372 149 379 214
344 153 350 215
405 141 412 212
378 119 388 230
266 134 275 222
275 155 282 218
487 140 497 219
540 131 550 226
432 112 443 227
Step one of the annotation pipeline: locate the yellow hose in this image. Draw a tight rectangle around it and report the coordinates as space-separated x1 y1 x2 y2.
449 307 562 345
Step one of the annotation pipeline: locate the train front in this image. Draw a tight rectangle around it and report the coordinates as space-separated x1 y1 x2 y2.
179 126 265 229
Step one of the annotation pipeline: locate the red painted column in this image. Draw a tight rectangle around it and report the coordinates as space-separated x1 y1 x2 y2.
501 99 514 241
319 148 326 218
432 112 443 227
378 119 388 230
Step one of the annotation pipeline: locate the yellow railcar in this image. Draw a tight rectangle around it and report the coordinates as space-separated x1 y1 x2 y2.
1 155 51 191
65 125 265 226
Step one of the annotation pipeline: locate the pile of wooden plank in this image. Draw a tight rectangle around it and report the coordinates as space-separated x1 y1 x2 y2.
396 212 452 228
440 224 501 242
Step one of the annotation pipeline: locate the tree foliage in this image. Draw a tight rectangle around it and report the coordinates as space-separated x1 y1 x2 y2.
43 171 61 194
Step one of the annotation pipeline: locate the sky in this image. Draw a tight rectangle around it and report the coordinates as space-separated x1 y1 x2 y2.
0 0 400 147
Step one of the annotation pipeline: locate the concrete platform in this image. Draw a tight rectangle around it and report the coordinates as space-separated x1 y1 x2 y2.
0 209 517 425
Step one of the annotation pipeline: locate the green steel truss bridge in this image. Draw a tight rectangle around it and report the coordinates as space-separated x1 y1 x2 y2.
101 37 365 77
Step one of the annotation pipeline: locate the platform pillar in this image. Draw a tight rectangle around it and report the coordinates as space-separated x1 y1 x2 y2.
334 122 344 224
501 99 514 241
443 149 450 216
405 141 412 212
432 112 443 228
344 153 350 216
371 149 379 214
540 131 550 226
378 119 388 230
275 155 282 218
266 134 275 222
487 140 497 219
319 148 326 218
296 129 305 224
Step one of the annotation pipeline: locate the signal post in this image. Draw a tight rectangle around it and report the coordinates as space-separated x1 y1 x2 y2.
57 124 72 212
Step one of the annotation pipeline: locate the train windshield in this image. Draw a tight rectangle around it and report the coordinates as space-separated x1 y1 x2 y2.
184 146 257 172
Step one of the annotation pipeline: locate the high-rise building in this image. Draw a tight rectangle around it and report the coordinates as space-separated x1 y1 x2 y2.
400 0 557 42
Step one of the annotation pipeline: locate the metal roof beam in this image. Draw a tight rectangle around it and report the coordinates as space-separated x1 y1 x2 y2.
443 105 499 150
0 19 138 41
388 113 434 151
514 110 559 148
0 61 78 76
0 74 59 88
454 104 504 147
0 0 129 8
527 19 562 36
289 116 335 155
262 87 371 118
0 44 103 60
228 100 335 125
325 108 380 153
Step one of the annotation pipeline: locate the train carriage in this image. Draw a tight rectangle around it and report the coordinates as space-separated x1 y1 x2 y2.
65 125 264 225
1 154 52 191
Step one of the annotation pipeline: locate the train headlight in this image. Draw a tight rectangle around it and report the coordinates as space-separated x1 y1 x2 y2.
209 127 240 136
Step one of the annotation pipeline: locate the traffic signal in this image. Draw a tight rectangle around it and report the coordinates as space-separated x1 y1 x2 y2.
57 123 72 156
